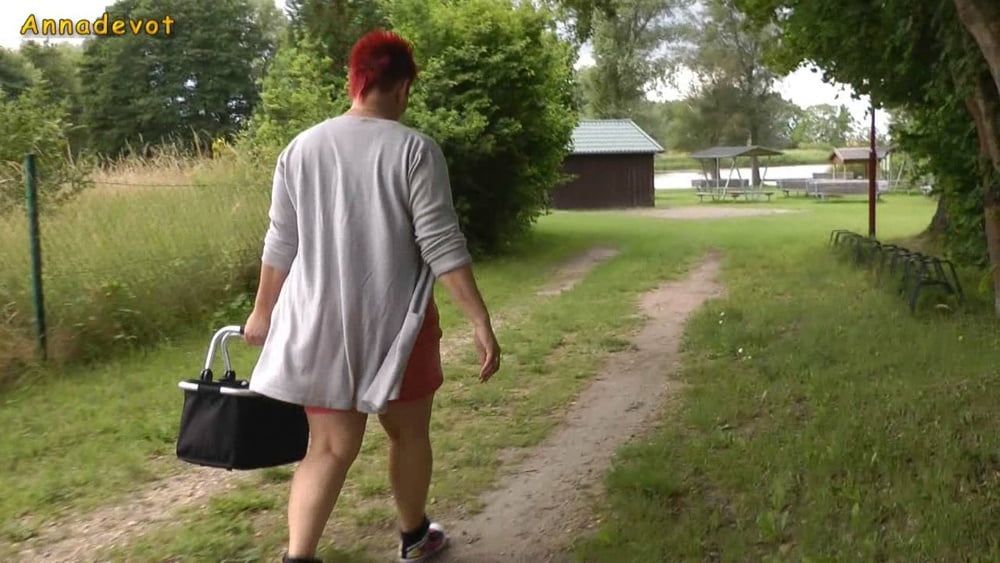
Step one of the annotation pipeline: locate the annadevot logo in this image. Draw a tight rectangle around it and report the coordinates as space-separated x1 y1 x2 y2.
19 13 175 39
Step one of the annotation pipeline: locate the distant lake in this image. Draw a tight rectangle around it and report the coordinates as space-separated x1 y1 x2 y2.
655 164 833 191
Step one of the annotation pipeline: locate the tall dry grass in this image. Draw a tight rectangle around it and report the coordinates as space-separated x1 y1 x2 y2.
0 144 273 385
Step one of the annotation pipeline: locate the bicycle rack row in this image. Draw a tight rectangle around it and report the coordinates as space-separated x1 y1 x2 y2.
829 230 964 312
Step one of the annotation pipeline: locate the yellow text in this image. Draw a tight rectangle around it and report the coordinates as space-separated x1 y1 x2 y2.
20 13 175 38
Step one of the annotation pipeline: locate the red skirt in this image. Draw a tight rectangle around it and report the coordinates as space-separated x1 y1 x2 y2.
305 298 444 414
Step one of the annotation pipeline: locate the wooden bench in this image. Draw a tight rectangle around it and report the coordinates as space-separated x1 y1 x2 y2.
810 180 890 201
776 178 811 197
694 190 775 202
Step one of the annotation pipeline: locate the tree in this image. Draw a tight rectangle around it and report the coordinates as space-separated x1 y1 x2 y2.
0 82 90 214
951 0 1000 310
80 0 276 157
285 0 388 78
791 104 854 147
953 0 1000 96
737 0 1000 313
240 35 341 159
0 48 32 100
550 0 620 42
19 42 86 152
683 0 781 146
581 0 689 119
389 0 578 254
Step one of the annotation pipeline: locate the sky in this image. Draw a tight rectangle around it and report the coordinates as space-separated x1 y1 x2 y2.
1 0 889 131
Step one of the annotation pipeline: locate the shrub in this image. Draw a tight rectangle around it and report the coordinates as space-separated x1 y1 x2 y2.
390 0 579 254
239 35 346 164
0 82 91 215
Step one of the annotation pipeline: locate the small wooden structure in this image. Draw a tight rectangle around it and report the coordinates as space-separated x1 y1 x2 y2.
828 146 892 180
552 119 664 210
689 145 784 201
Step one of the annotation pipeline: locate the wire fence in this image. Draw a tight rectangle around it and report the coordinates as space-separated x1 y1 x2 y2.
1 169 269 364
90 180 235 188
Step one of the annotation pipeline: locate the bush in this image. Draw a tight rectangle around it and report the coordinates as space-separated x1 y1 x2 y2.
239 0 577 255
0 82 91 215
239 35 346 163
892 97 986 266
390 0 578 255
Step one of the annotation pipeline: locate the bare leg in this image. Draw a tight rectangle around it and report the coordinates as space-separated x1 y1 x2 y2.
287 409 368 558
378 395 434 532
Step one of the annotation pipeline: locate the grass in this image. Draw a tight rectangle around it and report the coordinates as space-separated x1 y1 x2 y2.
0 215 702 560
655 148 832 172
577 196 1000 560
6 189 996 560
0 151 271 385
98 213 710 561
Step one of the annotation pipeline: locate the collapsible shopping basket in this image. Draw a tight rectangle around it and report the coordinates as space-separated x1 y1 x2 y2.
176 325 309 470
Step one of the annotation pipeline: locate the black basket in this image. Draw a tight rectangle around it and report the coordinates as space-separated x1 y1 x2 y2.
176 326 309 470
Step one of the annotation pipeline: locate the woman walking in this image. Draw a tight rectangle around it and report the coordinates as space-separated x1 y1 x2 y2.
243 30 501 563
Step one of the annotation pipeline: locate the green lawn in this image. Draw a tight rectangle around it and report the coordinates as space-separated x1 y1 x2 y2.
6 192 996 561
2 210 710 561
577 196 1000 561
655 148 832 172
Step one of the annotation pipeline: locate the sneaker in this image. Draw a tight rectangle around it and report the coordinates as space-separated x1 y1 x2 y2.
399 521 449 562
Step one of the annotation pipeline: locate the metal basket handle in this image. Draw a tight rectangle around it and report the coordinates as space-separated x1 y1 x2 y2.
200 325 244 382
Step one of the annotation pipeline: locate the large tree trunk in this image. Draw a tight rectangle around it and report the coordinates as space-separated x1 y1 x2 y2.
925 198 950 238
955 0 1000 313
966 74 1000 314
954 0 1000 93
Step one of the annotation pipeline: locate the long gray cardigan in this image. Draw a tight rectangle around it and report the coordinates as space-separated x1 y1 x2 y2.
248 115 471 414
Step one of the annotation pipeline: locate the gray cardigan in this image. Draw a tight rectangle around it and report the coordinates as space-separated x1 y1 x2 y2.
248 115 471 413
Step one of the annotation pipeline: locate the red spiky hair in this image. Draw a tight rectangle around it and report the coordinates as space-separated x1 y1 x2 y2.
348 30 418 99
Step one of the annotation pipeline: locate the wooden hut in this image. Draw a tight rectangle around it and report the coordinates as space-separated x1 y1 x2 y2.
828 146 892 179
551 119 664 209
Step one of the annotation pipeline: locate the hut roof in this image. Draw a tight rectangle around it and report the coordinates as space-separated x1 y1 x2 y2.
829 146 892 164
568 119 664 155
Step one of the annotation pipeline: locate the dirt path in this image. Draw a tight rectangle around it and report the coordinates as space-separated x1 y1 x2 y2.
440 254 724 562
536 247 620 296
441 246 619 362
633 207 794 220
12 246 622 562
15 466 240 561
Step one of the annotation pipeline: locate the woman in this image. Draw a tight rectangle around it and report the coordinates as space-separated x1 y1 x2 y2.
243 30 501 563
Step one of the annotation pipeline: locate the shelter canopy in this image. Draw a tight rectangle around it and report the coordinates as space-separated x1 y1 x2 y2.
689 145 785 160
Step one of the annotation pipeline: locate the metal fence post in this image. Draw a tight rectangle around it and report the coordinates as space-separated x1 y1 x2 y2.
24 153 47 361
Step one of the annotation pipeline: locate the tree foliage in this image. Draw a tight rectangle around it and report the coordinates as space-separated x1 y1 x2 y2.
79 0 276 157
0 82 90 214
680 0 785 146
240 35 343 161
18 42 86 153
285 0 388 77
237 0 577 254
581 0 689 118
390 0 578 254
790 104 854 147
0 48 34 101
895 100 985 264
737 0 1000 309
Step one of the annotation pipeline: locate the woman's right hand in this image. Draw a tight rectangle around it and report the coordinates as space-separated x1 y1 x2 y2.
243 309 271 347
474 323 501 383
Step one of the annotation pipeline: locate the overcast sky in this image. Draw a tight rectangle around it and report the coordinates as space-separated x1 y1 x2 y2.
1 0 889 130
